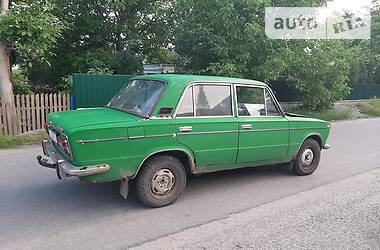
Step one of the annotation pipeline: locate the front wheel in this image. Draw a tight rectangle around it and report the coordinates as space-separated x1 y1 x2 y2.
293 138 321 176
136 154 186 208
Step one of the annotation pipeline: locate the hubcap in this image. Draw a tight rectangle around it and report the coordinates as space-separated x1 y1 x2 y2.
301 148 314 167
151 169 175 195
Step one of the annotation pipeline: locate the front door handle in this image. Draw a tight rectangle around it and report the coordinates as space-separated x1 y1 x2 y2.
179 126 193 132
241 124 252 129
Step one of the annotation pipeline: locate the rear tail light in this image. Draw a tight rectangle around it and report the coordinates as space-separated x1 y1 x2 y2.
57 136 72 157
43 123 49 133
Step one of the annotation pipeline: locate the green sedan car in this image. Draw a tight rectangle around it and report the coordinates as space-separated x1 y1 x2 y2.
37 74 330 207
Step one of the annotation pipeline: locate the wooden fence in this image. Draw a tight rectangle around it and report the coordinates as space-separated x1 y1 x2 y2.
0 93 71 135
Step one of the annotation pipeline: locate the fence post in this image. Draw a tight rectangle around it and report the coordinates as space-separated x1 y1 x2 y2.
0 100 5 135
68 94 71 110
26 94 31 133
49 94 53 114
21 95 26 133
0 100 3 134
41 93 46 125
1 103 8 135
35 94 40 129
31 94 36 131
58 92 62 111
15 94 21 133
6 103 14 135
53 93 57 112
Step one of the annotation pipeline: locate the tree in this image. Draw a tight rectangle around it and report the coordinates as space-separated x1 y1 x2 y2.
0 0 12 108
0 0 17 133
26 0 176 92
0 0 64 132
348 1 380 85
174 0 354 110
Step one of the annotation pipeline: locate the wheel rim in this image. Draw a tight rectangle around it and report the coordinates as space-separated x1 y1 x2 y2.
151 168 175 195
301 148 314 168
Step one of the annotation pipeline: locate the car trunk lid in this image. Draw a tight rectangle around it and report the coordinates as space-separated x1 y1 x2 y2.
48 107 142 132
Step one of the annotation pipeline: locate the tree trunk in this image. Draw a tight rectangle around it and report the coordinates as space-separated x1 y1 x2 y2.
0 42 12 99
0 0 17 134
0 0 8 15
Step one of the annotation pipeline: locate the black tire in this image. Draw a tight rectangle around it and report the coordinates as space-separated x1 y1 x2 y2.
136 154 186 208
293 138 321 176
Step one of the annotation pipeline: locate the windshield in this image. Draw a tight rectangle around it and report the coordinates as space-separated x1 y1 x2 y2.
107 79 166 117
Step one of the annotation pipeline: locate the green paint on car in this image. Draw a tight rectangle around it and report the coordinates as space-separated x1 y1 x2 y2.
37 74 331 207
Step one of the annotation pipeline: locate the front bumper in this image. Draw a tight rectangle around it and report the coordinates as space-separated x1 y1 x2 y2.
37 140 110 179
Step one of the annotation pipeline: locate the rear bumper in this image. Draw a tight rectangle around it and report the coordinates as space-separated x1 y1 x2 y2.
37 140 110 178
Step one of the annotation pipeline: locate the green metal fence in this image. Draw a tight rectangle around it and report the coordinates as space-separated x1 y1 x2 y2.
347 84 380 100
73 74 380 108
72 74 134 108
271 82 380 102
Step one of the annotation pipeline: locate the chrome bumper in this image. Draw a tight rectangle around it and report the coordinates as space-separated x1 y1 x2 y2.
37 140 110 178
323 144 331 150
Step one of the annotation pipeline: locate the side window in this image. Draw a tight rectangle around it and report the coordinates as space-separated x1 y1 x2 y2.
265 89 281 116
236 86 281 117
236 86 266 116
194 85 232 116
176 86 194 117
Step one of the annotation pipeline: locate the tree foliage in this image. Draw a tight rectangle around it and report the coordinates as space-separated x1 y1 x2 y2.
174 0 354 110
349 2 380 85
27 0 175 91
11 69 32 94
2 0 379 110
0 0 65 67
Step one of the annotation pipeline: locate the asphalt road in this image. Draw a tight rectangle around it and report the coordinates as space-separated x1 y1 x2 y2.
135 168 380 250
1 118 380 249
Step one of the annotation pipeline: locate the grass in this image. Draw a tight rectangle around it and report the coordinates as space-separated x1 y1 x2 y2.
287 108 352 122
357 99 380 117
0 130 48 149
300 110 351 122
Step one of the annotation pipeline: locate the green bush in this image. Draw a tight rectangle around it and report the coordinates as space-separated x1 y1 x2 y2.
12 70 32 95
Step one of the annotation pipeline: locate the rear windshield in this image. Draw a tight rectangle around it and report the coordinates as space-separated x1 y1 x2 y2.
107 79 166 117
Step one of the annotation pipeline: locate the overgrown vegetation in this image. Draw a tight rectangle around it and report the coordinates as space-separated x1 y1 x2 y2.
174 0 354 110
0 0 379 110
0 0 65 67
299 110 352 122
0 130 47 149
12 69 32 94
357 99 380 117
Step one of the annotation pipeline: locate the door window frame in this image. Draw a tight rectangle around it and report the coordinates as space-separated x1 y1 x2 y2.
174 82 235 119
173 81 285 119
234 84 285 118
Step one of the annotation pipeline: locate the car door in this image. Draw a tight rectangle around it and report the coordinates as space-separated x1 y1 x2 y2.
235 85 289 163
174 83 239 168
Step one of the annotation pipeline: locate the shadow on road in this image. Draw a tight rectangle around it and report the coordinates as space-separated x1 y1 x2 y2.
1 161 300 245
4 164 293 212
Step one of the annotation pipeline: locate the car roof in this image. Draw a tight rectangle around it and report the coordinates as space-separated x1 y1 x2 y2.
131 74 268 88
131 74 269 117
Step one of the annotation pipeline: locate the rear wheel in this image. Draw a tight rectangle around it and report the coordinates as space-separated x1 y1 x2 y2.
293 138 321 176
136 154 186 208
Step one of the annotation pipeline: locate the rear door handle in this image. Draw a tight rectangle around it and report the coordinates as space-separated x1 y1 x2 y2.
179 126 193 132
241 124 252 129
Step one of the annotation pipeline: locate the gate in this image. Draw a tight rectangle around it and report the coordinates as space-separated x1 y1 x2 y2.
72 74 134 108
